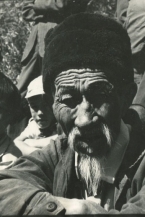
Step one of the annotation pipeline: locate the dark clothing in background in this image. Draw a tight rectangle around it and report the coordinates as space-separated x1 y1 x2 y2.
125 0 145 130
0 128 145 215
115 0 145 131
126 0 145 83
116 0 145 85
17 0 89 97
12 0 89 139
116 0 129 25
18 36 42 98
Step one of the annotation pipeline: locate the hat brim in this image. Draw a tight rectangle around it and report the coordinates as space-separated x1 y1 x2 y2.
25 89 45 99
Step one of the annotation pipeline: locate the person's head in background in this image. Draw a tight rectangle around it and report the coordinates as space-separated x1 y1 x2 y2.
25 76 55 130
0 72 21 136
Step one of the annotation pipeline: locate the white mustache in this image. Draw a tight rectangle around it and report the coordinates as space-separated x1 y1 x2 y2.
68 124 112 195
69 123 113 147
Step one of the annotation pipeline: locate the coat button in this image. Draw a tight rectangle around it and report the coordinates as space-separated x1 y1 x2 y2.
47 202 57 212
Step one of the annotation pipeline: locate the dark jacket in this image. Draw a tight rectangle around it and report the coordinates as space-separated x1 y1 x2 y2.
0 127 145 215
18 0 89 96
21 0 89 62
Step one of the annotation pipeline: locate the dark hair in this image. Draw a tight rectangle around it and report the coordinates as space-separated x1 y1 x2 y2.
0 72 21 118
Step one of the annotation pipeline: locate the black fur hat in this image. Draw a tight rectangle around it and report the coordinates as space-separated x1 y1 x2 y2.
43 12 133 94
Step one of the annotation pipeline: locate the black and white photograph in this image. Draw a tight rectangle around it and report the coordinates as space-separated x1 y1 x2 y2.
0 0 145 215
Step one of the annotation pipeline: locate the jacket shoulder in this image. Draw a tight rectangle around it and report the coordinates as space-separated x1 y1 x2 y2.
32 135 68 168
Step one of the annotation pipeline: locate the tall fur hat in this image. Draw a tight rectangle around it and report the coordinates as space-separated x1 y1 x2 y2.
43 12 133 94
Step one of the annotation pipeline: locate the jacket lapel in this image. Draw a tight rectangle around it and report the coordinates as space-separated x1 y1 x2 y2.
114 128 145 210
53 138 76 197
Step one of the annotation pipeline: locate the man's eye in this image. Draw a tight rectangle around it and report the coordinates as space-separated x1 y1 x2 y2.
61 94 72 101
62 98 76 108
61 95 80 108
89 93 108 105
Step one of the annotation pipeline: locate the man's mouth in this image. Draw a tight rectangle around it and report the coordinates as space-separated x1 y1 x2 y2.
76 134 107 156
80 127 103 137
80 132 104 144
69 125 112 157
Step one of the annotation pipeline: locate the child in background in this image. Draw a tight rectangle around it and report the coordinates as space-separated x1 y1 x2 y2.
14 76 58 155
0 72 21 169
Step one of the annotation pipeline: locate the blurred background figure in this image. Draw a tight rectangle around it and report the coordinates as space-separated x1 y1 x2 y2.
126 0 145 86
12 0 90 139
0 72 22 169
17 0 90 98
122 0 145 131
115 0 145 132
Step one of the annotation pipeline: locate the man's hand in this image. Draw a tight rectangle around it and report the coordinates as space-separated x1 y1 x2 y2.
56 197 107 214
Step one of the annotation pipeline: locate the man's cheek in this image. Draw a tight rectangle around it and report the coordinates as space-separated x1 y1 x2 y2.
53 102 74 135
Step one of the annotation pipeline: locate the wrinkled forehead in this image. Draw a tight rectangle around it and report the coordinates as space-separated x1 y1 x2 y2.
55 69 115 93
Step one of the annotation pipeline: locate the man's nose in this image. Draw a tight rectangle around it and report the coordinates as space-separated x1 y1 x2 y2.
75 96 99 131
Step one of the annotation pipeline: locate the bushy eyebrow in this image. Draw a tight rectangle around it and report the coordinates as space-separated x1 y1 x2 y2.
58 85 75 95
88 82 114 94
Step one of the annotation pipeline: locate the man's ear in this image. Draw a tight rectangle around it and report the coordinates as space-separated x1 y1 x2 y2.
121 82 137 116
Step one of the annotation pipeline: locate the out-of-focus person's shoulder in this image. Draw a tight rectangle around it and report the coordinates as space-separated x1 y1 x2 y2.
40 134 68 156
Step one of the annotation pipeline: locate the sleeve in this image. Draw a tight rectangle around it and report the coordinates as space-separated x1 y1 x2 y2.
17 119 39 140
115 0 129 26
92 184 145 214
0 141 65 215
125 0 145 128
22 0 39 22
22 0 90 22
17 125 30 140
129 73 145 130
108 185 145 214
132 73 145 107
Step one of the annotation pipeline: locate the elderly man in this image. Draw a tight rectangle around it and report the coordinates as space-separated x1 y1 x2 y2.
0 13 145 215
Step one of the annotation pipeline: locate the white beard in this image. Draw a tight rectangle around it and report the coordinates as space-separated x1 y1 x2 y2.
78 154 105 195
68 123 113 195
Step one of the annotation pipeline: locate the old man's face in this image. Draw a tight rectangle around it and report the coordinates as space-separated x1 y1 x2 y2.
53 69 124 158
